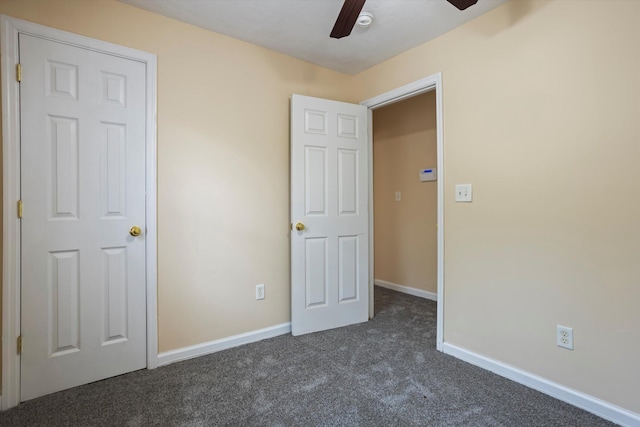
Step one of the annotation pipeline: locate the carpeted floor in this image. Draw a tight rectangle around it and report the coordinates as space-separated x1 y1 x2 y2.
0 286 615 426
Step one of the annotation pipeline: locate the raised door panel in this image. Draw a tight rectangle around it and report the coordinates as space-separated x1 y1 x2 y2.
101 122 127 218
49 115 79 220
102 247 128 344
305 238 328 308
305 109 327 135
338 149 358 216
46 60 78 100
100 72 126 107
337 114 358 139
305 147 328 216
338 236 359 303
49 250 80 356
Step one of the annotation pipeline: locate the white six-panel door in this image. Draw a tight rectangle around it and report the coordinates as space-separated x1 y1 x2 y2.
291 94 369 336
19 34 147 400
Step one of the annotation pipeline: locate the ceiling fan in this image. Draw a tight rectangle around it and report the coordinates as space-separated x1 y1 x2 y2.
330 0 478 39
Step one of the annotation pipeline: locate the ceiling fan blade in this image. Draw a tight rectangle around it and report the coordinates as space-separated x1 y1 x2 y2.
330 0 367 39
446 0 478 10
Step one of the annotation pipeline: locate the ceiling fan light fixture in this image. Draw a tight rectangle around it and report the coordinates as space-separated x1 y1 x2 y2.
356 12 374 28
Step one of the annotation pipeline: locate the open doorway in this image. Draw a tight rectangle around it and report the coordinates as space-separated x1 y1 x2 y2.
372 91 438 301
362 74 444 350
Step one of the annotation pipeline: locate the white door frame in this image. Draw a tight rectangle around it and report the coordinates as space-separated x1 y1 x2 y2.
0 15 158 409
361 73 445 351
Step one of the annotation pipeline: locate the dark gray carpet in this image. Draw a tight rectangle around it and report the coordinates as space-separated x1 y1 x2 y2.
1 286 615 426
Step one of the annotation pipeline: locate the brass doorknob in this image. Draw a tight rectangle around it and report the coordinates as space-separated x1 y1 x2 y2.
295 222 305 231
129 225 142 237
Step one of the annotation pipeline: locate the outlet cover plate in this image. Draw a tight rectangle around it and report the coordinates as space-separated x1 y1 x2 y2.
557 325 573 350
256 284 265 300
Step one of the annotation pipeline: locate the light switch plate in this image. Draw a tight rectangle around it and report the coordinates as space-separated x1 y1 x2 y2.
455 184 472 202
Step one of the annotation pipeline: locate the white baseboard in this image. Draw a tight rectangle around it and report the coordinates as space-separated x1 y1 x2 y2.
157 322 291 367
443 343 640 427
374 279 437 301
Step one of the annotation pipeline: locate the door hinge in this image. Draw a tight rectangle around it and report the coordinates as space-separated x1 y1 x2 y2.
16 63 22 82
17 199 23 218
17 335 22 354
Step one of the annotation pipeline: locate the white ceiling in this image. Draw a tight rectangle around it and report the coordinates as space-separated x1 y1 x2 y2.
119 0 507 75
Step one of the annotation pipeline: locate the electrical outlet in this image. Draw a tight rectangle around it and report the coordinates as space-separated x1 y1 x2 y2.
557 325 573 350
256 284 265 300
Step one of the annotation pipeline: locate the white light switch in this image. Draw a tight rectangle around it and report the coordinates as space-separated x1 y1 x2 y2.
395 191 402 201
455 184 472 202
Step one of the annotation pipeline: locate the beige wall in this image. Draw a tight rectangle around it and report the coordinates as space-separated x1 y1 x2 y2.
373 92 437 294
355 0 640 414
0 0 354 353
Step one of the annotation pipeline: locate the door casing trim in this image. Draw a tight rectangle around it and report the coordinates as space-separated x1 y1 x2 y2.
0 15 158 409
360 73 444 351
